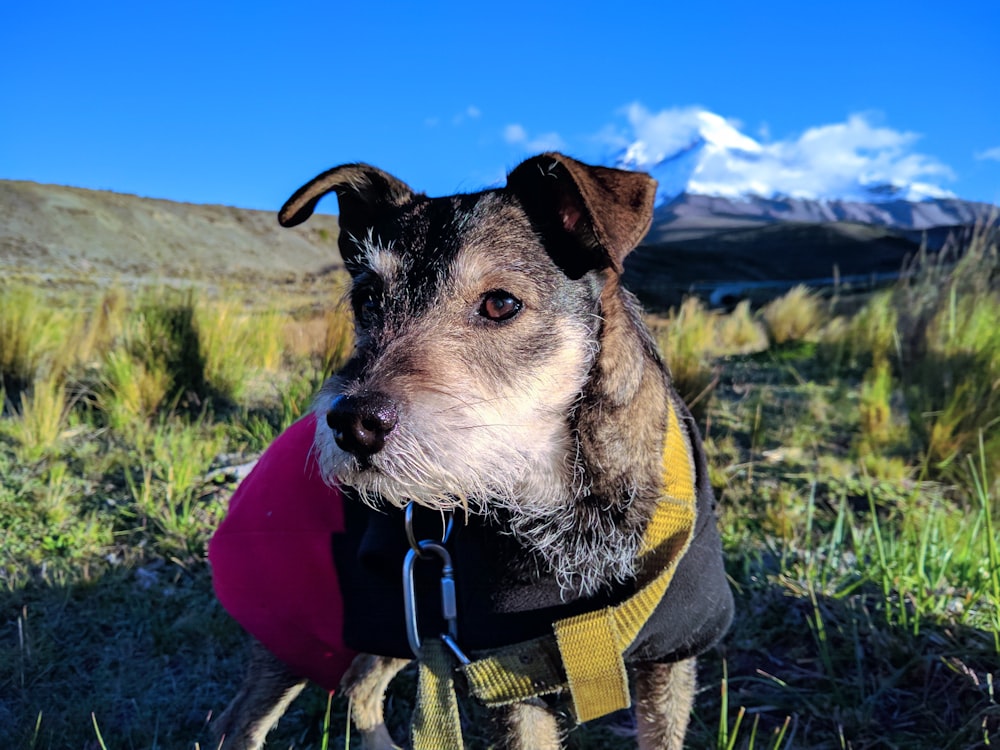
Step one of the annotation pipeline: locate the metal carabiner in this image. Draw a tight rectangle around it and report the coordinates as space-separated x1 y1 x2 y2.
402 539 470 664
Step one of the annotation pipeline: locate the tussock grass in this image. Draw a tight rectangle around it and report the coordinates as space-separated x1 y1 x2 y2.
855 357 900 453
126 416 226 555
196 299 286 402
133 290 207 402
658 297 721 411
4 376 72 462
98 346 173 428
0 285 63 396
760 284 826 345
823 288 899 370
868 224 998 487
656 296 768 418
75 287 128 368
717 299 767 353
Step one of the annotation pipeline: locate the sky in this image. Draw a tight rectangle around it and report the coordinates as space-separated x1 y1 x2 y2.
3 1 999 212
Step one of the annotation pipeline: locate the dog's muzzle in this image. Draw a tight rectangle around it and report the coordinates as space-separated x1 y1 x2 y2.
326 392 399 459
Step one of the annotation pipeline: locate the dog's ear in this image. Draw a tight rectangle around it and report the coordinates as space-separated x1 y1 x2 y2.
506 152 656 278
278 164 415 262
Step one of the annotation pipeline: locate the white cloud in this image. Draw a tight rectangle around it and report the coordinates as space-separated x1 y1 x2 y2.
446 105 483 126
621 104 761 159
975 146 1000 162
503 123 566 153
503 123 528 144
611 104 955 202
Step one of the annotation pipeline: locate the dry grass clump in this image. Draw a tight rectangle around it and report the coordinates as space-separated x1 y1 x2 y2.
0 284 63 396
814 222 1000 488
196 299 285 402
823 289 899 369
759 284 827 345
894 224 999 483
4 375 73 462
656 296 768 416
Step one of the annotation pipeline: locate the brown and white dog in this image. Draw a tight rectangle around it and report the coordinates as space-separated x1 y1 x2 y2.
213 153 732 749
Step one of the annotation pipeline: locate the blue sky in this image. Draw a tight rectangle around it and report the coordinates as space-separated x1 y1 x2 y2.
3 1 998 210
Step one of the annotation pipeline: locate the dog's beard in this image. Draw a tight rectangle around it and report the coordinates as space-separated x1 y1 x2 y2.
313 387 581 515
502 491 644 597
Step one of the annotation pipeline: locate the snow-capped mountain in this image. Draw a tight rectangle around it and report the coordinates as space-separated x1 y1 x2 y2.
611 107 958 208
604 107 996 308
607 107 997 233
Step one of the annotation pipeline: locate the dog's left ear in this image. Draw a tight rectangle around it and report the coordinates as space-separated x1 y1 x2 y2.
277 164 416 267
506 152 657 277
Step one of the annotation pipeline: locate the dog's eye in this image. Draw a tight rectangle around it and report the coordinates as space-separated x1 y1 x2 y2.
353 287 381 325
359 298 378 323
479 290 522 322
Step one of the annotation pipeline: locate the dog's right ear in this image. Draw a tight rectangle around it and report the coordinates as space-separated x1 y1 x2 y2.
506 153 656 279
278 164 415 263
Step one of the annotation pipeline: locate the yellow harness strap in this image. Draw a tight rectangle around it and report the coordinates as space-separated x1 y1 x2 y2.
553 398 697 721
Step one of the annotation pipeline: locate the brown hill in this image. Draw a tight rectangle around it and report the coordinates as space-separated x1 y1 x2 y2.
626 221 968 309
0 180 342 283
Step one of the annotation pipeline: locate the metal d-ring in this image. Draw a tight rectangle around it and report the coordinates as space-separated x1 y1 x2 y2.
404 501 454 554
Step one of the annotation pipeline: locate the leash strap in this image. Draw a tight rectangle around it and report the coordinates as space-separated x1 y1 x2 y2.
461 636 566 704
412 639 464 750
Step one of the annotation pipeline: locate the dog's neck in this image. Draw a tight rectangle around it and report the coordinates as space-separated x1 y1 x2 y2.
578 280 671 500
504 277 673 598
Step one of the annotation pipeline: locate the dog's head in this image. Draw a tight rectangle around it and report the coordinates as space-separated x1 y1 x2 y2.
280 153 656 515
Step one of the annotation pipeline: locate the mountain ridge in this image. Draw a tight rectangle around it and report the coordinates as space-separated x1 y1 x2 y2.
1 177 994 310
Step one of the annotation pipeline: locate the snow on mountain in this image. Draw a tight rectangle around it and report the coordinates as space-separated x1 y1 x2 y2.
612 105 957 207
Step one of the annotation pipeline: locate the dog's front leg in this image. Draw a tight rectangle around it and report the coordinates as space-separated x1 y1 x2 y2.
490 698 562 750
341 653 411 750
214 639 308 750
633 658 697 750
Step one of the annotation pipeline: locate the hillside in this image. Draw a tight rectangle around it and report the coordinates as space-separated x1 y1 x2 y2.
0 179 343 283
628 220 969 309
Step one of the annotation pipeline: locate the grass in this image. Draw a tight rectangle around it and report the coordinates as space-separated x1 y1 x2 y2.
1 229 999 749
759 284 826 346
0 284 65 395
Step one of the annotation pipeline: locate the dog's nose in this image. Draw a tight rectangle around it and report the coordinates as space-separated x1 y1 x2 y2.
326 392 399 458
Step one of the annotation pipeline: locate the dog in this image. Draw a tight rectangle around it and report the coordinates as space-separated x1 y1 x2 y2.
211 153 733 749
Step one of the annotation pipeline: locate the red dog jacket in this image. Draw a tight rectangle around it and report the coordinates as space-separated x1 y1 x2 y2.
208 414 355 692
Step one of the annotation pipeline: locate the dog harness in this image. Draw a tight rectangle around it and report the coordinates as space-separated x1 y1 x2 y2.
407 397 700 749
210 402 732 749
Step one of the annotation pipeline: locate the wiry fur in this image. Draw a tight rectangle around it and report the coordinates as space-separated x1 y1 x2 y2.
216 153 715 750
311 192 637 594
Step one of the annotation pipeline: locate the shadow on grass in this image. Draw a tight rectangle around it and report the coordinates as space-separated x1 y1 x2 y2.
3 552 998 750
686 557 1000 750
0 561 347 750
